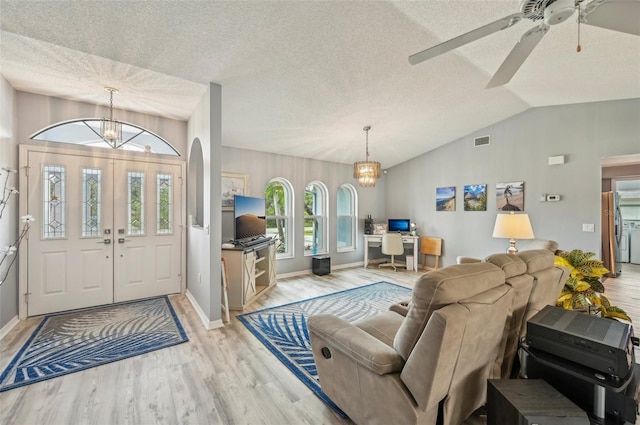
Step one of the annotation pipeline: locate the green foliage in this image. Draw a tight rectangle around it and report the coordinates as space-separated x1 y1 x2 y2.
555 249 631 322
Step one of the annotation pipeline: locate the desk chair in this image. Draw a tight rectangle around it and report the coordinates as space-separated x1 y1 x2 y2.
421 237 442 271
221 257 231 323
379 233 406 271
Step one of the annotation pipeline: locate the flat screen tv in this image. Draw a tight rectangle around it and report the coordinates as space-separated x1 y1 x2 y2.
387 218 411 233
234 195 266 241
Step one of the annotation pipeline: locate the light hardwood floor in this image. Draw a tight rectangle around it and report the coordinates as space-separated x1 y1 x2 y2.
0 264 638 425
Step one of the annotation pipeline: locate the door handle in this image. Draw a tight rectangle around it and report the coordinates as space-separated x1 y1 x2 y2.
118 238 130 244
97 239 112 245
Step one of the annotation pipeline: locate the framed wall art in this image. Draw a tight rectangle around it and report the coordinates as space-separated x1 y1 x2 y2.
222 173 248 211
373 223 387 234
463 184 487 211
436 186 456 211
496 181 524 211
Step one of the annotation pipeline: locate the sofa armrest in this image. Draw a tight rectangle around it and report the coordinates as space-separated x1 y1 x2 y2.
308 314 405 375
389 299 411 316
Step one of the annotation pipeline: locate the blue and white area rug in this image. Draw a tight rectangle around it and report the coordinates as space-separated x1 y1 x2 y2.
238 281 411 415
0 296 188 392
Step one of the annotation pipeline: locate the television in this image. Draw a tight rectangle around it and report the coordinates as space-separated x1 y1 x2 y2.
234 195 266 241
387 218 411 233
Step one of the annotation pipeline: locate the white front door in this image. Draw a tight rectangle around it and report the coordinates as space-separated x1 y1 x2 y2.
113 161 182 302
24 149 183 316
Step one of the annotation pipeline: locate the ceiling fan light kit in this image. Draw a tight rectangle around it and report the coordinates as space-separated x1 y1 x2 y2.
409 0 640 88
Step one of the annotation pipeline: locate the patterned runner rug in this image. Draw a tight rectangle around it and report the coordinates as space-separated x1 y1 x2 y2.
0 296 188 392
238 281 411 415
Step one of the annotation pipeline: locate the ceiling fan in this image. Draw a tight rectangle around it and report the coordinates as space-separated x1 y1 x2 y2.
409 0 640 88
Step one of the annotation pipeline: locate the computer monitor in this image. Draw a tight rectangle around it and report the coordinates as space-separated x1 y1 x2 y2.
387 218 411 233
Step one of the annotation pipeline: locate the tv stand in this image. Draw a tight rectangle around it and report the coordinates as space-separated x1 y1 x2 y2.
222 240 276 310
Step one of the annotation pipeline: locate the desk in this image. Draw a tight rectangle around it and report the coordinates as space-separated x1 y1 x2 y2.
363 234 419 270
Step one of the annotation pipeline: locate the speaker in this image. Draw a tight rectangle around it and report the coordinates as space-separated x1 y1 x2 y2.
312 255 330 276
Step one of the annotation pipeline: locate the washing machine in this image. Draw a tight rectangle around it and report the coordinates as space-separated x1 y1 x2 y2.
630 228 640 265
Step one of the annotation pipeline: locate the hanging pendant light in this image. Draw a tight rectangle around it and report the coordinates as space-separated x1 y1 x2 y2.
353 125 381 187
101 87 122 148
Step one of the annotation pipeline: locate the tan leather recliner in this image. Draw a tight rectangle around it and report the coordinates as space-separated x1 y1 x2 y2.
308 262 515 425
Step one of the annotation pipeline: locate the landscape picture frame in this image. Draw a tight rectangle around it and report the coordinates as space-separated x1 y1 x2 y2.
221 173 248 211
436 186 456 211
463 184 487 211
496 181 525 211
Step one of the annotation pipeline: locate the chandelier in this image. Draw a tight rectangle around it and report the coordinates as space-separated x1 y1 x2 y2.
100 87 122 148
353 125 381 187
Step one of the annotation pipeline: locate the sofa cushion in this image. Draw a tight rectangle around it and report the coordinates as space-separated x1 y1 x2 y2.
393 262 506 361
485 253 527 278
517 249 555 273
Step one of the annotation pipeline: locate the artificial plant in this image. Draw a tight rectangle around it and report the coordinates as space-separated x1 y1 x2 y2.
555 249 631 322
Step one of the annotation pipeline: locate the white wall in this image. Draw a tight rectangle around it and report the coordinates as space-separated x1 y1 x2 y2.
386 99 640 266
0 77 18 329
186 83 222 328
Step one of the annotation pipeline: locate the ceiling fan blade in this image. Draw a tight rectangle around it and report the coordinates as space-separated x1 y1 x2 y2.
408 13 523 65
486 24 549 88
580 0 640 36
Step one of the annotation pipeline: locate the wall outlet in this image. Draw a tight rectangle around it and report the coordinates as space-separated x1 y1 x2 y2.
546 194 560 202
582 223 595 232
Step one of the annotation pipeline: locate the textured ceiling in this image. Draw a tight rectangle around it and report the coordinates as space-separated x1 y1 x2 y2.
1 0 638 168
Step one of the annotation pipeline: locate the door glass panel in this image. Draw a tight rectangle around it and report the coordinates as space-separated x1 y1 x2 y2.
81 168 102 237
43 165 66 239
127 171 145 235
157 173 173 234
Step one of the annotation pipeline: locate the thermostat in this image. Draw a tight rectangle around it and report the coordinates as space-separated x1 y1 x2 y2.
546 194 560 202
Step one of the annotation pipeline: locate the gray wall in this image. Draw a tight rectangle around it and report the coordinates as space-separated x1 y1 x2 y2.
220 146 387 275
386 99 640 266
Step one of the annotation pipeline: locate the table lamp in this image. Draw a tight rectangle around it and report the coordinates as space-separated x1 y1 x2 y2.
492 212 534 254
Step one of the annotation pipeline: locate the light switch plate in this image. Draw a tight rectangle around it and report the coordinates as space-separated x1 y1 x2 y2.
582 223 595 232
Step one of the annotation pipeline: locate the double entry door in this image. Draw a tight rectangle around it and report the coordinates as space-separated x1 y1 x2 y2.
23 149 184 317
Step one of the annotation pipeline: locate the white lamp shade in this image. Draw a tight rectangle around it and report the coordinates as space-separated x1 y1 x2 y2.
492 213 534 239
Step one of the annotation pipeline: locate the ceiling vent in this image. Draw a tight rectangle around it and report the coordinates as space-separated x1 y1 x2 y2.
474 135 491 147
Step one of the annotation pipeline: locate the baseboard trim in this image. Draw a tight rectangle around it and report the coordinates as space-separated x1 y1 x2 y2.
276 261 363 280
0 315 20 341
185 290 225 330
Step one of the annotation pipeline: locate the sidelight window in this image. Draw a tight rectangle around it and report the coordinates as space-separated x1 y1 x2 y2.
157 173 173 234
43 165 66 239
81 168 102 237
128 171 145 235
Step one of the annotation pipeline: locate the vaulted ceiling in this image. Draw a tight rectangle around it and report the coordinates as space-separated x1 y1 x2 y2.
1 0 638 168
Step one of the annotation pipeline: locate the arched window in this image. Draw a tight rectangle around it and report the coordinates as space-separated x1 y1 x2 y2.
304 181 328 256
30 118 180 156
337 184 357 252
265 178 294 258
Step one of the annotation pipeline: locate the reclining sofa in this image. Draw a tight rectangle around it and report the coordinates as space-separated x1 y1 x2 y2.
308 249 568 425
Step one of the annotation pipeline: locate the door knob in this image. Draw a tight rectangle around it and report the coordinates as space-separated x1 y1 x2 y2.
118 238 130 244
97 239 111 245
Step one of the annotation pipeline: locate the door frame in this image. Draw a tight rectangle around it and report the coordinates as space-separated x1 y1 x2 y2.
18 143 187 319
